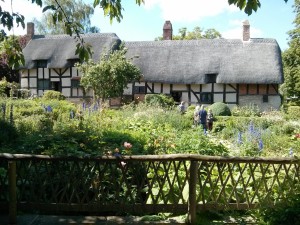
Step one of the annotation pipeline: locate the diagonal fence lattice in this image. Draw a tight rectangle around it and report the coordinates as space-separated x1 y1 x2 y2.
0 154 299 215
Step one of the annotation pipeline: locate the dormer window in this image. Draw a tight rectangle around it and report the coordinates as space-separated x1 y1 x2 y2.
206 74 217 83
36 60 47 68
68 59 80 67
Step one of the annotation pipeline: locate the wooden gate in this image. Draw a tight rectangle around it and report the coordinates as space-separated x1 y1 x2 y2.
0 154 299 224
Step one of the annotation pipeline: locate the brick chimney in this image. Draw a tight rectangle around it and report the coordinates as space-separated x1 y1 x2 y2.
26 22 35 43
242 20 250 41
163 20 173 40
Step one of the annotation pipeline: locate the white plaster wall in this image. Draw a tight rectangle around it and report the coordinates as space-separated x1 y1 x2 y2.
202 84 212 92
154 83 161 93
44 69 49 78
30 89 37 95
29 69 36 77
239 95 281 111
38 68 49 78
172 84 186 91
63 68 71 76
62 88 70 97
267 96 282 111
190 94 198 103
214 84 223 92
123 83 132 95
226 93 237 102
30 78 37 88
226 84 237 91
62 78 71 86
20 78 28 88
51 78 60 82
191 84 199 92
163 84 170 94
214 94 223 102
51 69 59 76
182 92 189 102
38 90 44 96
78 88 84 96
72 67 78 76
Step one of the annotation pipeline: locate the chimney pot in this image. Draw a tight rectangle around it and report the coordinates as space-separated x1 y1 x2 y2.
242 20 250 41
26 22 35 41
163 20 173 40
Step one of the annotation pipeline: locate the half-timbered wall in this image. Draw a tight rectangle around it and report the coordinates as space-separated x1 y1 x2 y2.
20 67 281 110
143 82 238 107
20 66 93 99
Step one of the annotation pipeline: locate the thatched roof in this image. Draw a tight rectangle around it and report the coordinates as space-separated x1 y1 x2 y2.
21 33 120 69
22 33 283 84
125 38 283 84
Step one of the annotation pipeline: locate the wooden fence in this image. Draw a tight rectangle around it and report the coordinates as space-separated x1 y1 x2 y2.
0 153 299 225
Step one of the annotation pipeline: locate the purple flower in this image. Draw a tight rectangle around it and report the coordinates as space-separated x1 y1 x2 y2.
70 110 75 119
46 105 52 112
258 139 263 152
237 131 242 145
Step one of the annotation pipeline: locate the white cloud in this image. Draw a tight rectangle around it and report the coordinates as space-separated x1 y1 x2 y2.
144 0 238 22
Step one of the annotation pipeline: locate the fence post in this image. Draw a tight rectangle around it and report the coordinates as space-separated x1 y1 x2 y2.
188 160 198 225
8 161 17 225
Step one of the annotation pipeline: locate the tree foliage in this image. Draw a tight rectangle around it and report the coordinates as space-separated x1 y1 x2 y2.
0 35 27 83
156 26 222 41
282 0 300 103
77 45 141 102
33 0 99 34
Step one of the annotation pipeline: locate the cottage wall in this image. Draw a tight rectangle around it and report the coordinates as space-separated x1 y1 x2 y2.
239 95 281 111
20 67 87 99
20 68 281 111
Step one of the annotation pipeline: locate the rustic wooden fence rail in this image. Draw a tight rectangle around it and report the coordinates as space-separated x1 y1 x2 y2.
0 153 299 225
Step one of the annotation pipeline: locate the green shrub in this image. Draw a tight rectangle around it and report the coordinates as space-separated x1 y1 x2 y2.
231 104 260 117
144 94 175 108
258 189 300 225
286 106 300 120
209 102 231 116
42 90 66 100
0 120 18 148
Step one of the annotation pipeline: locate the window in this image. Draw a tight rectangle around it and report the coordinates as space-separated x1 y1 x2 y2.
68 59 80 67
206 74 217 83
71 79 81 88
38 79 50 90
171 91 182 103
200 93 213 103
51 81 60 91
262 95 268 102
134 86 145 94
36 60 47 68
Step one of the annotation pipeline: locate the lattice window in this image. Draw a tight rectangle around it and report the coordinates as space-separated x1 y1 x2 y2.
37 79 50 90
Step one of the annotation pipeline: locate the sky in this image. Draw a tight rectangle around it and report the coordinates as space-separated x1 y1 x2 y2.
0 0 296 51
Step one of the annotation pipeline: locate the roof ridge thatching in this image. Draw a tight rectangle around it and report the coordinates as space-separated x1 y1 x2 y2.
32 33 118 40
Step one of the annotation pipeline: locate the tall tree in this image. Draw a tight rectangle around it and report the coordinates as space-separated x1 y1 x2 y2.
0 35 26 76
33 0 99 34
77 45 141 103
281 0 300 104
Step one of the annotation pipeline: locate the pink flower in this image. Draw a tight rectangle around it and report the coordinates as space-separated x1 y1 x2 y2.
124 142 132 149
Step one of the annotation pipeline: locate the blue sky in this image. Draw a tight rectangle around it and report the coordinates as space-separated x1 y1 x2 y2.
1 0 296 50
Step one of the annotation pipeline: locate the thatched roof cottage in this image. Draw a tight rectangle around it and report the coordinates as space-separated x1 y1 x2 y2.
20 20 283 110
